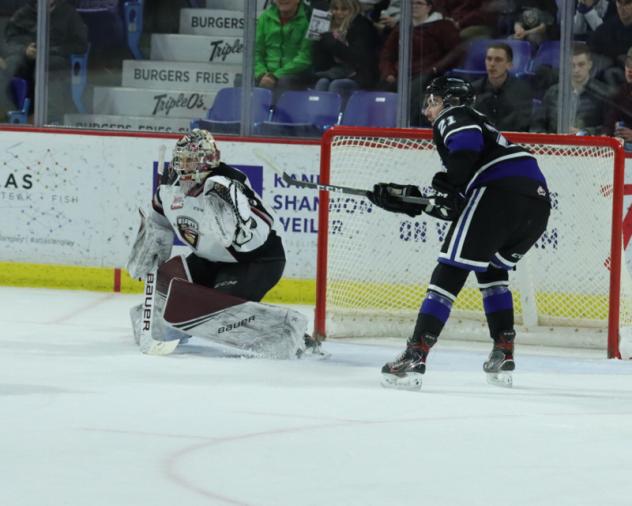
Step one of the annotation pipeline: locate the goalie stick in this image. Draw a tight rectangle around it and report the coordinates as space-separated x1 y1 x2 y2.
254 148 432 206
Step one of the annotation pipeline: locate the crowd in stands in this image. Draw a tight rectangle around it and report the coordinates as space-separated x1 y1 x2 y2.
0 0 88 122
254 0 632 138
2 0 632 140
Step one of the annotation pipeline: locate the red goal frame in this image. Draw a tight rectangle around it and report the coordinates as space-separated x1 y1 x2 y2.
315 126 625 359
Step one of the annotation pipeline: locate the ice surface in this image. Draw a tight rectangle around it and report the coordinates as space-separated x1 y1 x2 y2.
1 287 632 506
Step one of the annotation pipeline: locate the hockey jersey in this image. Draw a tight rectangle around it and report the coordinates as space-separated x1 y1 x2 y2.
432 105 549 202
152 163 284 263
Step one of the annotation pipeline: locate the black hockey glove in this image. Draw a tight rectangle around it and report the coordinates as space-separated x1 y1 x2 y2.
368 183 424 217
426 172 466 221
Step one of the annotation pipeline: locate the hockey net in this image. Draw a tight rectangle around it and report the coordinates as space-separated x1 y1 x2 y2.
315 126 632 358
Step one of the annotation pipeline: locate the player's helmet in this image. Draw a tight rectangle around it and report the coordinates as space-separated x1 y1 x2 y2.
171 129 221 184
425 76 475 108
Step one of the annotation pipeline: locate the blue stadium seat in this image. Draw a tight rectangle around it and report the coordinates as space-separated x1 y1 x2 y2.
191 87 273 134
77 3 127 58
123 1 144 60
450 39 533 80
340 91 397 128
71 46 90 113
7 98 31 124
6 45 89 121
9 77 28 111
528 40 560 72
258 91 341 137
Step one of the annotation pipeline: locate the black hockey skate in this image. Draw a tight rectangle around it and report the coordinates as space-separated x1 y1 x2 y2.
484 330 515 388
381 335 436 391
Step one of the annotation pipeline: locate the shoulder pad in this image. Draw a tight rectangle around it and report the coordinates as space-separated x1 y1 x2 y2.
434 107 482 142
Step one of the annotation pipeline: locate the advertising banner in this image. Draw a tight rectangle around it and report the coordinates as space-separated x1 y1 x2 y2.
92 86 216 118
64 114 192 133
0 130 320 279
122 60 239 92
179 8 245 37
150 34 243 65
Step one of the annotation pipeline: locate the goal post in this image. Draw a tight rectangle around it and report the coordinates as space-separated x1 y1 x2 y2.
315 126 630 359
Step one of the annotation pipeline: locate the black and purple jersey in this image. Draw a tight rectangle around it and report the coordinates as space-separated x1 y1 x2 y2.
432 105 549 202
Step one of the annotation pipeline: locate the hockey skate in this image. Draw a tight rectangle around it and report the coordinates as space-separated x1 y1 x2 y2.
484 331 515 388
381 335 435 391
296 334 330 359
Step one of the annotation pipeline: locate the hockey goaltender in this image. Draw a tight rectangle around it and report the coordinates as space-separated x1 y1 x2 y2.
127 129 321 358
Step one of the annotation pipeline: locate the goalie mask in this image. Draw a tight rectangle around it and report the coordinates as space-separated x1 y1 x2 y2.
171 129 221 185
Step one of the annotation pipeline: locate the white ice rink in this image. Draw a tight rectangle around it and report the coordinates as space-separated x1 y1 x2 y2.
2 286 632 506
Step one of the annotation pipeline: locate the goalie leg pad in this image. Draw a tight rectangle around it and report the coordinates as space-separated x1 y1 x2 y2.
131 256 193 355
163 278 307 359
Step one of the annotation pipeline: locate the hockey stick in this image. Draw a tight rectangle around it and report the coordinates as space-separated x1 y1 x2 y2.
253 148 432 206
157 144 167 176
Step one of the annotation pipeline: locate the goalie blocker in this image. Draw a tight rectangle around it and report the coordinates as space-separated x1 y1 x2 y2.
131 256 307 358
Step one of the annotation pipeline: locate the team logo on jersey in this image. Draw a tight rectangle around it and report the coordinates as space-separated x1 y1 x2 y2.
177 216 200 248
171 195 184 210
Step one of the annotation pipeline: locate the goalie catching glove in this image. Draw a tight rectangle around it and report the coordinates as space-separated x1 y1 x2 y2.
126 209 174 280
368 182 464 220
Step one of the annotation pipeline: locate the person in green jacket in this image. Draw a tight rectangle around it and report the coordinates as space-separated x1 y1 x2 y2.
255 0 314 98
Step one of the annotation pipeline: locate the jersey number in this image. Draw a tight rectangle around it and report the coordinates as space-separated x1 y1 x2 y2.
437 116 456 136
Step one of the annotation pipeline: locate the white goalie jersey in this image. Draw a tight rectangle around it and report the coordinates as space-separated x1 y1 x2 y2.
152 162 284 263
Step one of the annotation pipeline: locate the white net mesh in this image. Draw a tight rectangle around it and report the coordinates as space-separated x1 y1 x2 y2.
317 129 631 354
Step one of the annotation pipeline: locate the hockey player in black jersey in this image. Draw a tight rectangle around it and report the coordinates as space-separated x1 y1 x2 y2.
369 77 551 389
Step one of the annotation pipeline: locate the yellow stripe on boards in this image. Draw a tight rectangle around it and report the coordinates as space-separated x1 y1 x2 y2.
0 262 316 304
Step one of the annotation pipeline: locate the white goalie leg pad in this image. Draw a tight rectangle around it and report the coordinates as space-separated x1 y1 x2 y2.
130 256 192 355
162 278 307 359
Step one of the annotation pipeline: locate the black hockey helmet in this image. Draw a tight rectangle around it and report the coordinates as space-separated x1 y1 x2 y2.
425 76 475 107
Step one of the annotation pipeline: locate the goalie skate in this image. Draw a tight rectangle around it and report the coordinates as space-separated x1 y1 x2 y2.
296 334 331 359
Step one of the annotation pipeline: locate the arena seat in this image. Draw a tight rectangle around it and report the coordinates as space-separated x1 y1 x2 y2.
340 91 398 128
257 90 341 137
191 87 273 134
123 1 144 60
6 46 89 122
71 47 90 113
8 78 29 123
77 2 127 59
528 40 561 72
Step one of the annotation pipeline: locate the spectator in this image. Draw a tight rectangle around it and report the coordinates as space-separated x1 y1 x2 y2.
472 42 534 132
531 44 611 134
379 0 461 125
588 0 632 86
312 0 380 102
4 0 88 123
255 0 313 99
442 0 500 41
574 0 611 41
0 47 13 121
604 46 632 147
359 0 390 20
373 0 400 40
509 0 559 50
